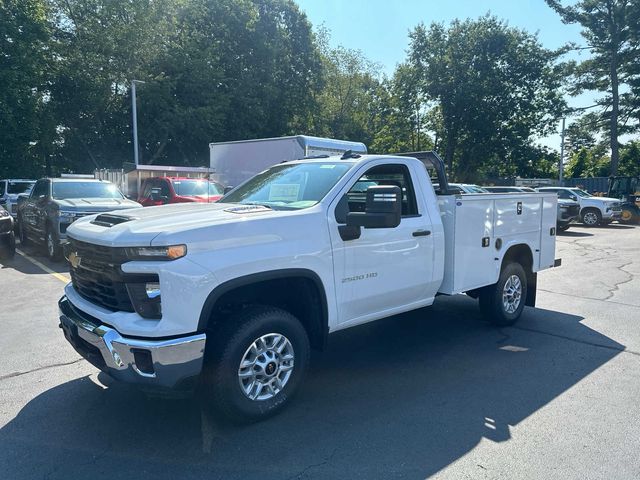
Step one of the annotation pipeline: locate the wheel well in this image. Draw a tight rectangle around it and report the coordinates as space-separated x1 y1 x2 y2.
581 206 601 215
200 272 328 350
501 244 533 272
501 244 536 307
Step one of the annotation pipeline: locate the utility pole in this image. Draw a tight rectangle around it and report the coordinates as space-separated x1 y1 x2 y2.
131 80 145 167
559 117 565 186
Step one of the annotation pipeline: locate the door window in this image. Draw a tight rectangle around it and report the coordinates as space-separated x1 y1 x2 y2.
159 179 171 197
345 164 418 216
31 180 48 199
557 189 573 200
141 180 153 199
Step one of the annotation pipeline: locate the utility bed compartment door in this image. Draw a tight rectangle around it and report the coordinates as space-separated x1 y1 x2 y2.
438 196 497 294
539 194 558 269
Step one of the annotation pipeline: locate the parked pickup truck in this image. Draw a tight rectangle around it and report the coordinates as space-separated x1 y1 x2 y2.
137 177 224 206
58 152 559 423
18 178 141 260
537 186 622 226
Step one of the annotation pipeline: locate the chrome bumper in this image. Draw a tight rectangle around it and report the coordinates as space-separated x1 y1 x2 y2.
58 296 206 390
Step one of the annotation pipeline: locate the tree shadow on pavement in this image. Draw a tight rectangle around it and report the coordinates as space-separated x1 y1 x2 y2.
0 295 623 480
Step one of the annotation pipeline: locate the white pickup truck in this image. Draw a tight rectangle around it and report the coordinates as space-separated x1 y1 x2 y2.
58 152 560 422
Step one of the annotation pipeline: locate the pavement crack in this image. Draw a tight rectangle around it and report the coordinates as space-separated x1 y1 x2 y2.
0 358 83 382
603 261 636 301
285 448 337 480
512 326 640 357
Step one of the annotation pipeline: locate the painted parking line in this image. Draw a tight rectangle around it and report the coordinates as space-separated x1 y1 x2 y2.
15 248 70 284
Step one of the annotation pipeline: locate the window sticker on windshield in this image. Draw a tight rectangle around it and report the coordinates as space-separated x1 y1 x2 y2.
320 165 336 169
269 184 300 202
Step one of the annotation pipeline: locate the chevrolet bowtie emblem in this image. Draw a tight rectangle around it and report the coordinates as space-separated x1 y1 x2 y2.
68 251 82 269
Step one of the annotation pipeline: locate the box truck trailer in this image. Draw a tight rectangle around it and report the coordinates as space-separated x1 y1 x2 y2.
209 135 367 188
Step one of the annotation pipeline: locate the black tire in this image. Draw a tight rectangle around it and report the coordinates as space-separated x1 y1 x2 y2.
558 224 570 232
581 208 601 227
45 226 62 261
18 218 29 246
479 262 527 327
201 306 310 424
0 231 16 259
619 207 638 225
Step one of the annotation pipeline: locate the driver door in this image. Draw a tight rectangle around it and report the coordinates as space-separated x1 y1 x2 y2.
328 161 435 327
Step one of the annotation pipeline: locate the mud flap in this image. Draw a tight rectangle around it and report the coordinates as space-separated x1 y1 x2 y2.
525 271 537 307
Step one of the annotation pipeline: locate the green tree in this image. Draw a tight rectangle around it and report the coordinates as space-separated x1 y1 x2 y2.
310 30 385 148
0 0 53 177
545 0 640 175
565 113 602 154
407 16 566 181
45 0 322 171
618 141 640 176
370 64 433 154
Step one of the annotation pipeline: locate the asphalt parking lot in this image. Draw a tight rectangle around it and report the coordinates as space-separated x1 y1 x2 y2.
1 225 639 480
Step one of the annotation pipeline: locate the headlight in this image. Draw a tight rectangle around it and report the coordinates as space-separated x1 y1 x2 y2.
58 210 77 221
126 244 187 260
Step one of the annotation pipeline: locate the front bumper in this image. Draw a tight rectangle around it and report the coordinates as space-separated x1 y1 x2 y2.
603 207 622 220
58 296 206 390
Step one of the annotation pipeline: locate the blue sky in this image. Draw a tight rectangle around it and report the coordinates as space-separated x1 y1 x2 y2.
296 0 595 150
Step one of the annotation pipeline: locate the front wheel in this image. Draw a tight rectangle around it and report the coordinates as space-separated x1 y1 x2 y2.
0 231 16 259
201 306 310 424
46 228 62 261
581 208 602 227
558 224 570 232
619 207 639 225
18 219 29 246
479 262 528 326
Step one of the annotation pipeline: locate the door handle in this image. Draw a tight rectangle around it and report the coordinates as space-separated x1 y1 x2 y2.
412 230 431 237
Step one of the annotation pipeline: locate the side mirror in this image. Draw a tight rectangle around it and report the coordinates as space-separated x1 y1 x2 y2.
223 185 234 194
346 185 402 229
570 195 578 201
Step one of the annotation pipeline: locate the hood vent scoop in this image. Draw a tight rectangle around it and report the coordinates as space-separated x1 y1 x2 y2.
91 214 134 227
224 205 272 214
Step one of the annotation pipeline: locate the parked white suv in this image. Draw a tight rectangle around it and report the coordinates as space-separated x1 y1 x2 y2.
537 187 622 226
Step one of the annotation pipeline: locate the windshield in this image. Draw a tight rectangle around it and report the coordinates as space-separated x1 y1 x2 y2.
52 182 124 200
171 179 223 197
7 181 35 194
222 162 352 210
571 188 591 198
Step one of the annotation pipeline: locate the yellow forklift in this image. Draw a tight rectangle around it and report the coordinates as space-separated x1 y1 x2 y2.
608 176 640 224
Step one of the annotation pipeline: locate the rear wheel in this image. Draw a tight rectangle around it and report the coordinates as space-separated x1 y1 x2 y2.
201 306 310 424
581 208 601 227
479 262 527 326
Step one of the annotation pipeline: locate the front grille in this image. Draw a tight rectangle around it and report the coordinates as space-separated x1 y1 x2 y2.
66 238 134 312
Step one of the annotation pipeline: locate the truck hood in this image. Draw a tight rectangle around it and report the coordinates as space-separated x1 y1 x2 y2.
55 197 141 211
591 196 619 203
66 202 294 247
